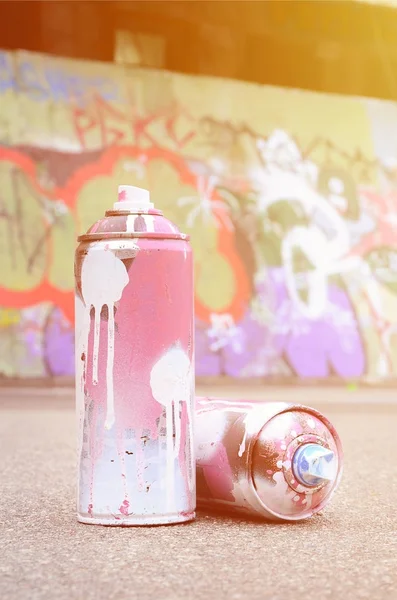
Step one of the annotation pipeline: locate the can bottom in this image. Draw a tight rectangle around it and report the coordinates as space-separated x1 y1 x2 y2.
77 511 195 527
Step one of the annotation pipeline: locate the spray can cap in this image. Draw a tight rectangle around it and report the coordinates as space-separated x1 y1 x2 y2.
113 185 154 212
292 443 337 487
251 408 342 520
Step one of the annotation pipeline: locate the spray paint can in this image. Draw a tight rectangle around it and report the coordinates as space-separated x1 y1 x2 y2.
75 186 195 526
196 397 342 521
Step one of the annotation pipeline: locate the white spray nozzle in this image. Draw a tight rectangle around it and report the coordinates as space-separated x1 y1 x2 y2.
292 443 337 487
113 185 154 211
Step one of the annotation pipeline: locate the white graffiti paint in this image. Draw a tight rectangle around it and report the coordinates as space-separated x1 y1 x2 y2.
126 215 135 233
207 313 239 352
254 158 359 318
281 217 360 319
272 471 302 512
178 174 234 231
150 346 194 511
272 471 314 515
195 409 228 462
142 214 155 232
253 129 372 319
238 403 287 457
81 246 129 429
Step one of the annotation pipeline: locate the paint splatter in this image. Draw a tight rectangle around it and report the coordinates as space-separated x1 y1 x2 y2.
150 346 193 510
81 245 130 430
119 499 130 515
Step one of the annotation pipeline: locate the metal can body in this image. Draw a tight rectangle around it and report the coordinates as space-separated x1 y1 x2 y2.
196 397 343 522
75 200 195 525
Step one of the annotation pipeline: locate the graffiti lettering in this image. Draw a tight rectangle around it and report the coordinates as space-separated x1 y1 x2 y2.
73 95 196 151
0 165 49 284
0 52 15 93
1 49 397 383
0 51 120 104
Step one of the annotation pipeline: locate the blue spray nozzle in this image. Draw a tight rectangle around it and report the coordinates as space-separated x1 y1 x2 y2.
292 443 337 487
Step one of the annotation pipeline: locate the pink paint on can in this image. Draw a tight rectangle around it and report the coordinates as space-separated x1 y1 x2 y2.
195 397 343 521
75 186 195 526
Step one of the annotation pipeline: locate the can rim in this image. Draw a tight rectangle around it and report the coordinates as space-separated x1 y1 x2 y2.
105 209 163 216
77 232 190 242
247 405 343 522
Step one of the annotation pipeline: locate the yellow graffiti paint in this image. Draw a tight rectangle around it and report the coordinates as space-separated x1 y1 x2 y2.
0 309 20 327
48 205 75 290
0 161 47 291
196 253 236 311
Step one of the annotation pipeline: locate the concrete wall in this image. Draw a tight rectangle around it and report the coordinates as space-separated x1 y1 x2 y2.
1 49 397 381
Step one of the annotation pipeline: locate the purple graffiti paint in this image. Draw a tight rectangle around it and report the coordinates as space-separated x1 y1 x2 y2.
196 266 365 378
262 268 365 378
75 185 195 525
196 397 343 521
44 307 74 376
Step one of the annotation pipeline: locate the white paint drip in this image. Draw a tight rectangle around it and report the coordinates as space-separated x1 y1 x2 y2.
195 410 228 461
272 471 297 511
238 404 287 457
166 402 175 510
106 302 116 429
174 403 182 460
126 215 136 233
92 307 101 385
150 347 194 511
81 246 130 430
142 215 155 232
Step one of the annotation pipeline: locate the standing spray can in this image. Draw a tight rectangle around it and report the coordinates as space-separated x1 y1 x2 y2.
75 186 195 526
196 397 342 521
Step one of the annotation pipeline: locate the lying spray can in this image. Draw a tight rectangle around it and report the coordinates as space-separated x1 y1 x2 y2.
75 186 195 526
196 398 342 521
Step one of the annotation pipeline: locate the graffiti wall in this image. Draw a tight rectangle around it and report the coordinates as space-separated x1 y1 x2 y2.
1 49 397 380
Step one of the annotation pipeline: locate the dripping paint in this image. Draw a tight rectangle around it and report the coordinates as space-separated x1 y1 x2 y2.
75 219 195 525
150 346 194 511
81 246 129 429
